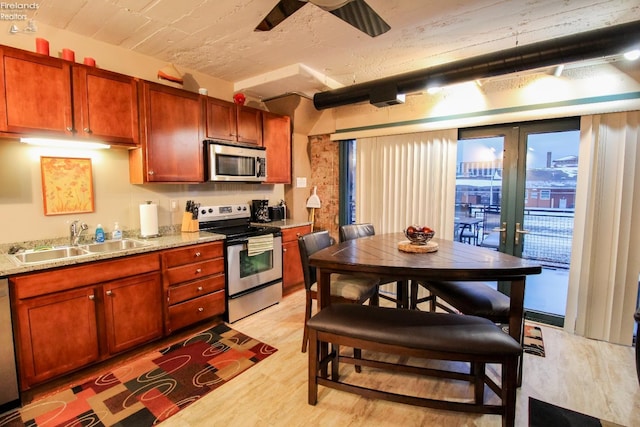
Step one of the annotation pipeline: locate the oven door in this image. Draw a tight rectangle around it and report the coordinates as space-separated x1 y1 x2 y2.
226 235 282 296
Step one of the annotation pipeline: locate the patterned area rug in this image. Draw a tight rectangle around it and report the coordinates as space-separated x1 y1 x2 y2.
502 323 545 357
0 323 277 427
523 324 545 357
529 397 624 426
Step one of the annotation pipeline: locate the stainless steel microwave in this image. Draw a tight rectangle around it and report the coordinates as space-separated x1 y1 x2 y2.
206 141 266 182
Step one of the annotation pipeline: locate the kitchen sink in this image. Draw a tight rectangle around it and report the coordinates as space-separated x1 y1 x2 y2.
11 246 91 264
10 239 152 264
81 239 151 253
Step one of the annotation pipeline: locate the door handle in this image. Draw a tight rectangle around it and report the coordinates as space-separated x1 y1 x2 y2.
515 222 529 245
493 222 507 245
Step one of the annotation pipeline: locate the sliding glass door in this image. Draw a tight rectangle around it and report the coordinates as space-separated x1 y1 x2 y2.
457 118 580 326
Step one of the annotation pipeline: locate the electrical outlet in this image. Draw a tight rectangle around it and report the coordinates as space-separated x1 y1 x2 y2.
170 199 178 212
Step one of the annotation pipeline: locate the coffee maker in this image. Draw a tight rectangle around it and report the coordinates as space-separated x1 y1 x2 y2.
251 199 270 222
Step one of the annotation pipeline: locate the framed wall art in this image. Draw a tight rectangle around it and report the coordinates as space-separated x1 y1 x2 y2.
41 156 95 215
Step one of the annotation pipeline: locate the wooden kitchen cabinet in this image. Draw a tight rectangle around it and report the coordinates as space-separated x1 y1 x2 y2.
262 111 291 183
0 47 72 136
236 105 262 145
14 286 100 387
72 65 139 145
130 81 204 183
281 225 312 295
205 97 262 146
103 272 163 354
0 45 139 146
11 253 162 390
162 241 226 334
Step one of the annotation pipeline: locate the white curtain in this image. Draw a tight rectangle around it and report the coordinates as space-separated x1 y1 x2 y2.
356 130 458 238
566 111 640 345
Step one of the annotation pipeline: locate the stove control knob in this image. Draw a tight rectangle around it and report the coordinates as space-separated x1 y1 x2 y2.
243 206 247 211
201 209 206 216
237 206 242 211
208 208 213 213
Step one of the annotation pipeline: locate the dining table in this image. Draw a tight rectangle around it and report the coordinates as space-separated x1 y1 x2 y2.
308 232 542 346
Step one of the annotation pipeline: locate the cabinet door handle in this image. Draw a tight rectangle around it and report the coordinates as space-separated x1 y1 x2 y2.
106 290 113 296
197 286 203 291
195 268 202 274
148 170 154 175
283 248 287 252
83 127 92 134
88 294 95 300
198 307 204 312
194 252 201 257
66 126 74 132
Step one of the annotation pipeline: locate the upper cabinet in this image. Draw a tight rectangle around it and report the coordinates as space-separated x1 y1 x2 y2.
205 97 262 146
262 111 292 184
0 47 72 136
205 97 235 141
129 81 204 183
236 105 262 146
0 46 139 146
72 66 139 145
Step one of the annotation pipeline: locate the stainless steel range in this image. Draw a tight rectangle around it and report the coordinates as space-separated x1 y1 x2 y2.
198 203 282 323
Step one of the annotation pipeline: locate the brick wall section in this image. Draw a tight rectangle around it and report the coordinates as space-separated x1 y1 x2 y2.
309 134 339 241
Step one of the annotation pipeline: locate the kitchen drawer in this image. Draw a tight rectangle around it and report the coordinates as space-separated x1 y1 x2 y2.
167 290 225 333
165 258 224 285
162 242 223 268
13 253 160 299
168 274 225 305
281 225 312 243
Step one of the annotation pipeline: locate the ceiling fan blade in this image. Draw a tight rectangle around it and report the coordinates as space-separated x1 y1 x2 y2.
329 0 390 37
255 0 307 32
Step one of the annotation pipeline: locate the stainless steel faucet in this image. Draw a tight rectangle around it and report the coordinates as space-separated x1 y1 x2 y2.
70 220 88 246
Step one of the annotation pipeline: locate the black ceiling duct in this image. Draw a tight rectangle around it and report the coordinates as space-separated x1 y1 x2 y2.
313 20 640 110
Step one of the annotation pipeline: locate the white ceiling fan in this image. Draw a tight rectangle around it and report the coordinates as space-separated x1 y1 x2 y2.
255 0 391 37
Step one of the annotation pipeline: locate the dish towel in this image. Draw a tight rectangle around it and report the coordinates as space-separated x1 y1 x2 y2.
247 234 274 257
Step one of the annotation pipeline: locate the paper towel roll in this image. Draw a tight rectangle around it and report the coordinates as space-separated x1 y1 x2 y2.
139 202 159 237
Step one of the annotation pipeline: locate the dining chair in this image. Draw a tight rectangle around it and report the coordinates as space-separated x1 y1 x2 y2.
298 230 380 353
339 223 407 308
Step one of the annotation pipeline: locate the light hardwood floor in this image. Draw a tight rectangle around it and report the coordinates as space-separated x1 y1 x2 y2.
157 288 639 427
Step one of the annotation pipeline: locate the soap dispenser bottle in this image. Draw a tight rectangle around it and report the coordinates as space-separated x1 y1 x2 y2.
95 224 105 243
112 222 122 240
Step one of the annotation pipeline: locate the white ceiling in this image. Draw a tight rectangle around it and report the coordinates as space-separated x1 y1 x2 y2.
27 0 640 100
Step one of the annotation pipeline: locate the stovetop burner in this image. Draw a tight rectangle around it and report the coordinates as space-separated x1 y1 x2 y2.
197 203 281 243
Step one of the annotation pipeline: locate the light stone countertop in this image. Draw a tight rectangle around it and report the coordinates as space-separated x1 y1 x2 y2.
259 220 312 229
0 220 312 277
0 231 225 277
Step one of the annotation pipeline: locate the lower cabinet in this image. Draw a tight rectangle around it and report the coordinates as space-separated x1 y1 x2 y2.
281 225 312 295
103 272 163 354
11 253 162 390
162 241 226 334
10 242 228 391
15 286 101 387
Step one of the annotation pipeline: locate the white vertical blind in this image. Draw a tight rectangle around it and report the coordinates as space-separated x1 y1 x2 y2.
566 111 640 345
355 130 458 237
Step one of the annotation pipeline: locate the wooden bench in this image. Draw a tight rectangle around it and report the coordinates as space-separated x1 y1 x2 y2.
307 304 521 427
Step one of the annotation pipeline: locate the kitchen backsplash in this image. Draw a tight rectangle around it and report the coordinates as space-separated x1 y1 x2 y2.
0 141 284 246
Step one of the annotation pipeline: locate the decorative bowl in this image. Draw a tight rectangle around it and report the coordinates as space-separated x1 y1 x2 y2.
404 226 435 245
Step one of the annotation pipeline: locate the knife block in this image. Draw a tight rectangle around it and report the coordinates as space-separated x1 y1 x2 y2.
181 212 199 233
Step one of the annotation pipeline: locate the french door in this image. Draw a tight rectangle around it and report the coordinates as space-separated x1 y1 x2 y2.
457 118 580 326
